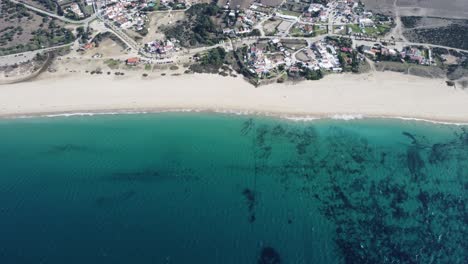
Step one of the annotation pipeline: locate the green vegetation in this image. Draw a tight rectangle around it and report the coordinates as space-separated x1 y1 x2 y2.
164 3 222 47
0 26 24 46
141 0 163 11
0 0 75 55
313 25 328 35
302 68 323 80
400 16 422 29
405 22 468 50
326 36 352 48
76 26 91 43
278 9 302 17
363 24 391 36
32 0 57 11
105 59 120 69
347 24 362 34
0 0 33 21
338 51 361 73
82 4 94 16
190 47 227 73
30 20 74 46
346 22 391 37
93 32 127 49
288 65 323 81
201 47 226 66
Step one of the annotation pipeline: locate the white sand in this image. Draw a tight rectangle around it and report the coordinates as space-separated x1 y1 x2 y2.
1 71 467 123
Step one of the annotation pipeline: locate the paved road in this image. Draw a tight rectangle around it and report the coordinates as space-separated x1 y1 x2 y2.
4 0 468 62
0 43 73 66
10 0 97 24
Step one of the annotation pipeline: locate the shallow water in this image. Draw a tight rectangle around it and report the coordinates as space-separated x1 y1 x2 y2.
0 114 466 264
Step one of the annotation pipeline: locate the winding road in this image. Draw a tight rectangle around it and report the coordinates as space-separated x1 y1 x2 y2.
9 0 97 24
2 0 468 62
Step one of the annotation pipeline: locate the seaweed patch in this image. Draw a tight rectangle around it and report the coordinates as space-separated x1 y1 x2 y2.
239 121 467 263
258 247 281 264
242 188 257 223
406 146 425 181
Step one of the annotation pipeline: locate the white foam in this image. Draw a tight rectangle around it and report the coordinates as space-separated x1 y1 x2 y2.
384 116 468 126
281 116 320 122
41 111 147 118
6 110 467 126
330 114 363 120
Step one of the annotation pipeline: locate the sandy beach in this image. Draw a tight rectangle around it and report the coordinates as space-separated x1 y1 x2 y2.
0 71 467 123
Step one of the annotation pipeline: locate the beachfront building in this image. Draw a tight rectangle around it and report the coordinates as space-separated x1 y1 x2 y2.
313 41 341 71
401 47 431 65
126 57 140 65
144 40 177 55
244 42 291 78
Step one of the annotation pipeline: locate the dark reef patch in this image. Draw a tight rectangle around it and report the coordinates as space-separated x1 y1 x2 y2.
242 188 257 223
258 247 281 264
241 118 254 136
429 143 448 164
406 146 425 181
402 131 418 144
239 120 468 263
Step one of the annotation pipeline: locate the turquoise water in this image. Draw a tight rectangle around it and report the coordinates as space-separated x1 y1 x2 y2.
0 114 466 264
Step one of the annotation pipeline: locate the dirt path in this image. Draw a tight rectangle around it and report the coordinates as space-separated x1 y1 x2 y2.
386 0 409 43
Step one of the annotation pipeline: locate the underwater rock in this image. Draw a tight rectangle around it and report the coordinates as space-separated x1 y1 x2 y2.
406 146 425 180
271 125 286 137
417 190 430 210
242 188 257 223
380 152 387 165
241 118 254 135
255 126 269 146
332 185 354 209
402 131 418 145
258 247 281 264
242 188 255 211
257 146 272 160
429 143 448 164
458 128 468 146
248 214 256 223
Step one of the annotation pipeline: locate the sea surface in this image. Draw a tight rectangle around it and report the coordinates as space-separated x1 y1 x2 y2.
0 113 466 264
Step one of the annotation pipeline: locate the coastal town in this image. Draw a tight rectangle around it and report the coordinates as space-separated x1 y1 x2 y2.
0 0 467 86
1 2 467 264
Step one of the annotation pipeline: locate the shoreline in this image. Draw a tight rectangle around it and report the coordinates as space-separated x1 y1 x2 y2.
3 108 468 126
1 71 467 124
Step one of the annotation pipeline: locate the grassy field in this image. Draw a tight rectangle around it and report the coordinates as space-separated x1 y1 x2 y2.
345 24 390 36
278 9 302 17
347 24 362 34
